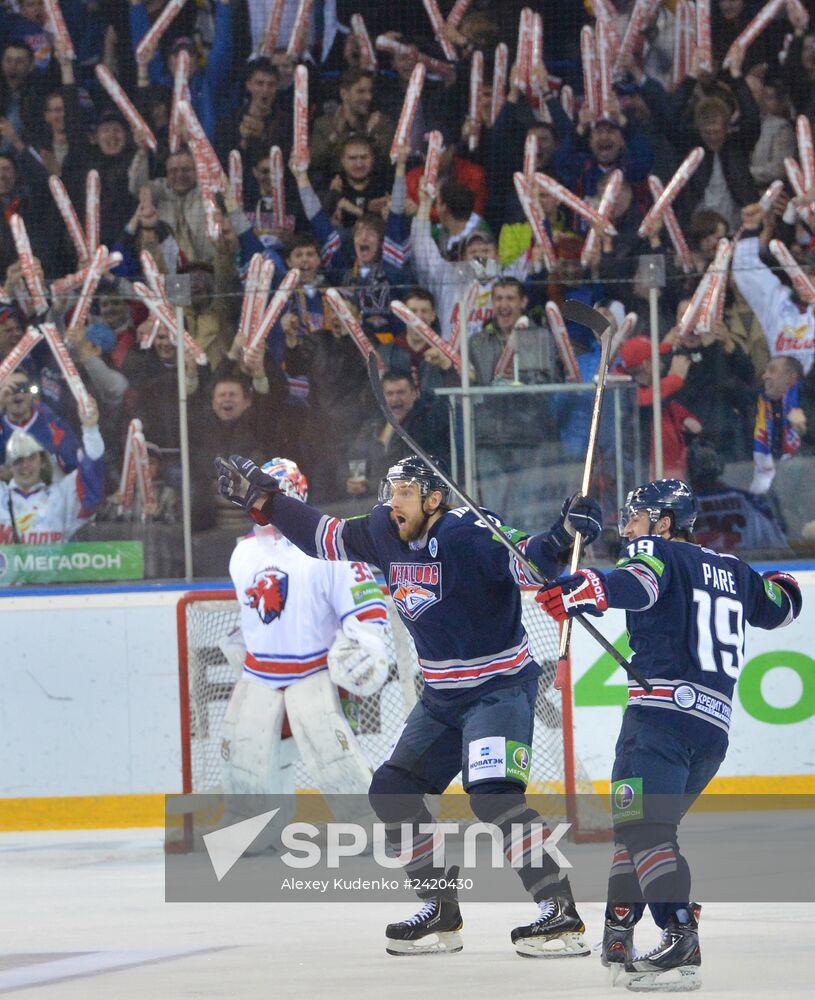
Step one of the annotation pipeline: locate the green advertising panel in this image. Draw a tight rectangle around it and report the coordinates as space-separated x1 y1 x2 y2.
0 542 144 586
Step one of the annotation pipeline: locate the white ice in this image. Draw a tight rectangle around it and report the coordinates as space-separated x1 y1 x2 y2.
0 828 812 998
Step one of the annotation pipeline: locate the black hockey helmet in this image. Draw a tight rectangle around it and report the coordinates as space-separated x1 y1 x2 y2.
378 454 452 505
618 479 698 535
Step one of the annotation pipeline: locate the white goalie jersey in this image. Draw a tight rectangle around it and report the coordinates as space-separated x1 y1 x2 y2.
229 527 389 689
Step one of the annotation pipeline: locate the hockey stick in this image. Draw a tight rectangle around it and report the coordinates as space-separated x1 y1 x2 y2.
366 353 644 681
555 301 613 690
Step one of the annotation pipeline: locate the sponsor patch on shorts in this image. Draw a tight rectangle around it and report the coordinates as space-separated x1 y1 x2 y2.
611 777 644 823
506 741 532 785
468 737 506 782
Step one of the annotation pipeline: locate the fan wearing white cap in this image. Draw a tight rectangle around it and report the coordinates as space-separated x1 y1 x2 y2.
220 457 391 842
0 396 105 545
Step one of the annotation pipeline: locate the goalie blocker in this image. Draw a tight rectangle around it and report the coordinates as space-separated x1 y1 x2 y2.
220 458 391 841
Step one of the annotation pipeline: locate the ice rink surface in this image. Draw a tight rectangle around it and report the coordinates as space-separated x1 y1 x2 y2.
1 829 813 999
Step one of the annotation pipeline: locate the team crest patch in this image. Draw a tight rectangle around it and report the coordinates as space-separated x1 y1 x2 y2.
389 562 442 620
244 567 289 624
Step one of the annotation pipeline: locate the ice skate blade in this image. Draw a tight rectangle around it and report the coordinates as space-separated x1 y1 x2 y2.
514 932 591 959
385 930 463 956
604 962 628 986
626 965 701 992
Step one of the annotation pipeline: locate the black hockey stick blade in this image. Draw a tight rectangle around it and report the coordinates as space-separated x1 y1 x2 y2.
561 299 612 338
365 354 646 684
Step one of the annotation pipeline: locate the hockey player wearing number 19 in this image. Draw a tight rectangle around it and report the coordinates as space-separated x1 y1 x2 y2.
536 478 802 993
214 451 604 958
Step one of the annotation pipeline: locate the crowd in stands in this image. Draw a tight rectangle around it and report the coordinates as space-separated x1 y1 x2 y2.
0 0 814 577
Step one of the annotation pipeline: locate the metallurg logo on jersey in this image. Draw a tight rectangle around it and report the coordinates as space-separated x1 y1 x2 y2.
389 562 442 620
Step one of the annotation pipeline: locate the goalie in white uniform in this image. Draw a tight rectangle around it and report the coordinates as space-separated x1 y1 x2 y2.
221 457 391 837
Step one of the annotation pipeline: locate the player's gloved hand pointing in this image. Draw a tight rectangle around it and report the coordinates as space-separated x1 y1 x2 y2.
214 455 280 512
549 493 603 549
536 569 608 622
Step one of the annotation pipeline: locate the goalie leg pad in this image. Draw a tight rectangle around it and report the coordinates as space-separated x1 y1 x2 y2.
285 670 375 823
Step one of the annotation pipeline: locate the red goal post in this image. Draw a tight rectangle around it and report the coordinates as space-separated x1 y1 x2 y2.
175 588 611 842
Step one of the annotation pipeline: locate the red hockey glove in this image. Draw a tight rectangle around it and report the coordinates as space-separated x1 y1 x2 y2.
536 569 609 622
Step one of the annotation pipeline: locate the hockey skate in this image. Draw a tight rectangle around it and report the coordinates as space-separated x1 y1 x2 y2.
385 867 463 956
601 905 637 984
511 897 590 958
625 907 701 992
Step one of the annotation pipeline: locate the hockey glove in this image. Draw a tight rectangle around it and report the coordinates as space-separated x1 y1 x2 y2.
549 493 603 550
536 569 609 622
214 455 280 513
762 570 802 619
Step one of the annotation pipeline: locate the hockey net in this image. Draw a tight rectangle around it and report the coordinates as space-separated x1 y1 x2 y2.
176 589 610 840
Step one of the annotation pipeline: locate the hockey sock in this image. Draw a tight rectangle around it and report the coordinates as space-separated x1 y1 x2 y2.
606 842 646 923
631 841 691 929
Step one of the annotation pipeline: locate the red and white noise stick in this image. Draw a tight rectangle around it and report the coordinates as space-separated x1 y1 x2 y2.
292 65 309 170
581 169 622 268
560 84 574 121
517 7 534 97
523 133 538 179
9 214 49 314
724 0 785 69
593 0 622 57
132 281 209 364
50 252 122 298
132 427 156 511
169 49 190 155
490 43 508 125
287 0 313 59
449 280 479 352
596 17 616 121
391 300 461 373
270 146 287 228
676 270 715 341
447 0 474 29
796 114 814 190
374 36 449 77
324 287 384 372
422 0 457 61
139 250 167 305
609 310 638 361
545 302 581 383
67 245 108 333
258 0 285 56
696 0 713 73
422 130 443 199
95 66 157 152
390 63 425 163
638 147 704 237
43 0 75 59
535 172 618 235
237 253 263 346
468 50 483 152
85 170 100 256
246 268 300 353
177 100 227 192
48 175 88 263
229 149 243 207
513 173 557 271
581 27 599 122
0 326 44 389
646 175 694 273
40 322 93 417
249 257 276 340
140 319 160 350
119 420 137 511
493 334 516 381
672 0 690 86
202 192 221 241
528 11 544 112
759 179 785 214
697 238 733 332
614 0 660 75
350 14 377 71
784 156 814 223
135 0 188 64
786 0 809 29
769 239 815 304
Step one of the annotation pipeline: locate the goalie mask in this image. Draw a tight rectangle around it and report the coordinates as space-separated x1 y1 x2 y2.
618 479 697 536
378 455 452 506
260 457 308 502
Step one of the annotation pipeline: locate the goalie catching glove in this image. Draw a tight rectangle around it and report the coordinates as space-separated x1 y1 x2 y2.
215 455 280 516
549 493 603 550
328 616 390 697
536 569 609 622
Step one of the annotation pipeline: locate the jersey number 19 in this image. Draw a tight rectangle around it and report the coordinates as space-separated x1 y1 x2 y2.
692 589 745 679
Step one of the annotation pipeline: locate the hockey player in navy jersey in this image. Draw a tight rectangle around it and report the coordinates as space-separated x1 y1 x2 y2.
537 478 802 992
216 451 603 957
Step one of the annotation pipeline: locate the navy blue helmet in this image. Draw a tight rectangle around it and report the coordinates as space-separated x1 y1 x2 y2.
618 479 698 535
379 455 452 505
